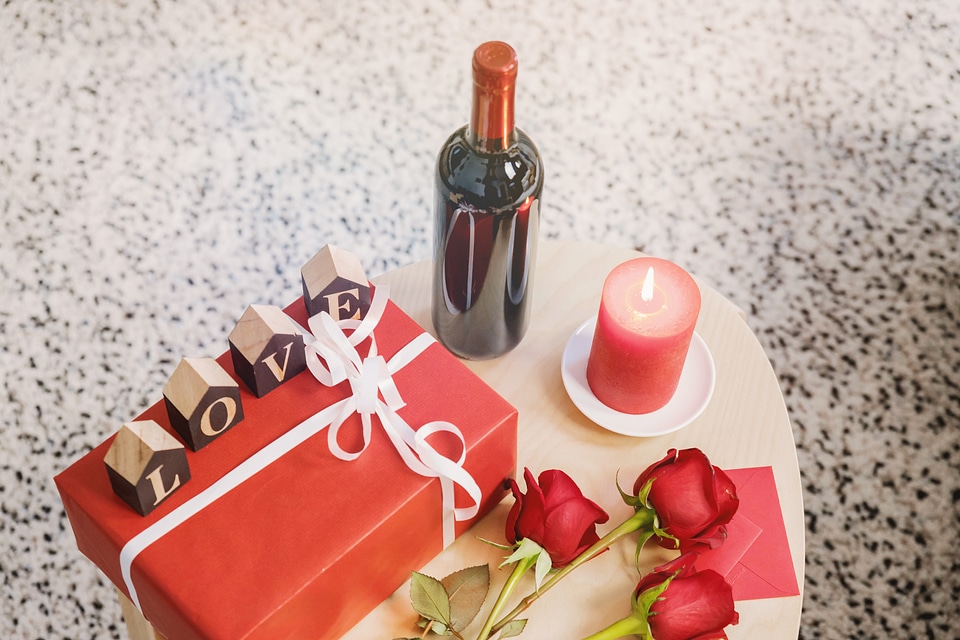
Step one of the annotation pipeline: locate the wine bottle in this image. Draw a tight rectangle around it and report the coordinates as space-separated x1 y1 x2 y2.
432 41 544 360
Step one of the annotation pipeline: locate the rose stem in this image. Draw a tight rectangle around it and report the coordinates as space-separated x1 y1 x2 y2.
580 614 650 640
475 553 538 640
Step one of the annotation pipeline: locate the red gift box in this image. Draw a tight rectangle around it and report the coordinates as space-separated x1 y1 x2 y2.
55 290 518 640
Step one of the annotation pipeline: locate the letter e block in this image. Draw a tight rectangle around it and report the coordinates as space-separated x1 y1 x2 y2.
162 357 244 451
228 304 307 398
104 420 191 517
301 244 371 320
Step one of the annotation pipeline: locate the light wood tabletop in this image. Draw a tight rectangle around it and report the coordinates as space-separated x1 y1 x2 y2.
121 239 804 639
352 239 805 639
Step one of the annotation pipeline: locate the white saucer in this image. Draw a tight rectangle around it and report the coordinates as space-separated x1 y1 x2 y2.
561 317 716 437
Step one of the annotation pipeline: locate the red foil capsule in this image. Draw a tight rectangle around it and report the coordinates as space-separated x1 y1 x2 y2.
471 41 518 148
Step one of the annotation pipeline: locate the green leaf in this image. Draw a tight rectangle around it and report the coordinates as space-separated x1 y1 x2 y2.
621 475 677 549
636 477 655 506
633 529 657 571
441 564 490 631
499 618 528 638
416 617 451 635
410 572 452 626
617 472 645 508
534 548 552 591
616 474 636 503
633 572 674 620
500 537 543 568
651 518 678 549
476 536 514 551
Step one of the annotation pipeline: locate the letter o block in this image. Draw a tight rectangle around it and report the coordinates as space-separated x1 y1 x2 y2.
301 244 371 321
162 357 245 451
104 420 191 516
228 304 307 398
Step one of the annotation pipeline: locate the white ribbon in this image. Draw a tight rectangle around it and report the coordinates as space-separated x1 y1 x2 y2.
119 286 481 613
301 287 482 532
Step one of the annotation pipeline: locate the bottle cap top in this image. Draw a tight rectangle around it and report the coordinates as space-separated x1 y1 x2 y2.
473 41 518 89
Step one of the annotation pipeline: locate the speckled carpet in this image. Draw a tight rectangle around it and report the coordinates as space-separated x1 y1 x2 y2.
2 1 958 638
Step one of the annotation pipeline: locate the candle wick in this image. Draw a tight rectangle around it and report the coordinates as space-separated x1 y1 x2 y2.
641 267 655 303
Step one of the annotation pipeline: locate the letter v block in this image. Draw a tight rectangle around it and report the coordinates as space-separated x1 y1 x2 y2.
163 357 245 451
228 304 307 398
301 244 371 321
104 420 191 516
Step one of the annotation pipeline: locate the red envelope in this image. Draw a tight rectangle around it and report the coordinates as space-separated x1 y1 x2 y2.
694 466 801 601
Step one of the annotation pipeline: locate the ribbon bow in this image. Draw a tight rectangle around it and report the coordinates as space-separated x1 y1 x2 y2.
300 286 482 543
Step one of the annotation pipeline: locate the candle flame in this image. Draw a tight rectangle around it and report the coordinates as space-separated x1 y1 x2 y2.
641 267 655 303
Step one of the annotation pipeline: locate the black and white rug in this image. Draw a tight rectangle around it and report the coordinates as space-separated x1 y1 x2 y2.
2 1 958 638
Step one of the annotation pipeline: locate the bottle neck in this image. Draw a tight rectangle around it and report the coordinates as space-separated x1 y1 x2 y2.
468 42 518 154
469 81 517 153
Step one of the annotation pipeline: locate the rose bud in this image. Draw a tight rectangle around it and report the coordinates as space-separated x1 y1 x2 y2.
633 553 739 640
632 448 738 550
505 468 609 568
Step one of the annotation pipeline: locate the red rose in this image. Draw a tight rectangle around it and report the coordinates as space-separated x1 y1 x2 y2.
505 468 609 568
633 448 738 550
634 553 738 640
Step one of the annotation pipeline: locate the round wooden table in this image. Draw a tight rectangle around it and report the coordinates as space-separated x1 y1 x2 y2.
346 239 805 639
118 240 805 640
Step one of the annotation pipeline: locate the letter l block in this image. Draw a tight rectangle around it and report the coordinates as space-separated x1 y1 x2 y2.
103 420 191 517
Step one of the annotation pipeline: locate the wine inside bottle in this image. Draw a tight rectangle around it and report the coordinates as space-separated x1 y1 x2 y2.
432 41 544 360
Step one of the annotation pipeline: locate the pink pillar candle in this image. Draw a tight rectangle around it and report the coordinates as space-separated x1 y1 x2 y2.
585 257 701 414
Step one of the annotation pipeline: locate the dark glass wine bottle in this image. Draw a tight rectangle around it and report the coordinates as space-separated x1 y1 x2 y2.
432 41 544 360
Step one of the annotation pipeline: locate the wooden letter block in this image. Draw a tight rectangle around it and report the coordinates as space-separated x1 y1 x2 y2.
301 244 371 320
104 420 191 517
162 357 244 451
228 304 307 398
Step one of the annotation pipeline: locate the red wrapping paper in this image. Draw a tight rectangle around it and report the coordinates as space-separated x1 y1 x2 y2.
55 295 518 640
